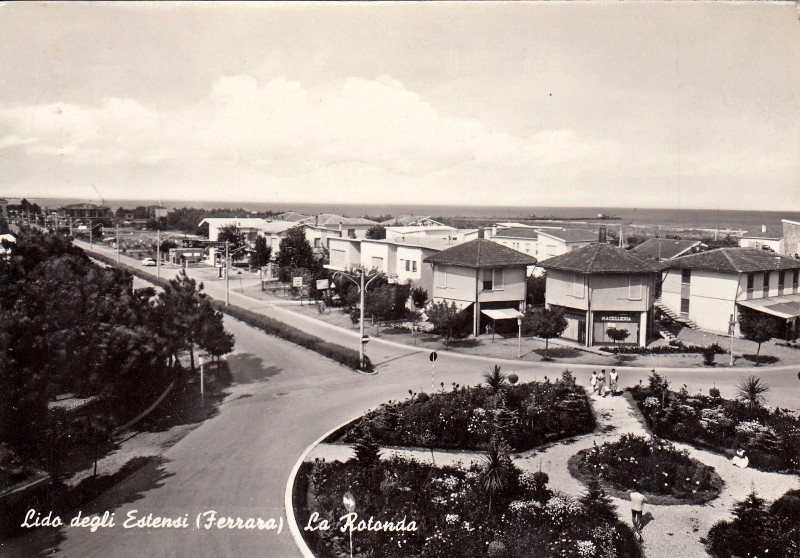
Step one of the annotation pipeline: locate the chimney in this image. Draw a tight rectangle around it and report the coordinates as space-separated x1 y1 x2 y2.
491 226 497 236
762 224 766 233
478 226 485 239
315 215 318 226
598 226 607 243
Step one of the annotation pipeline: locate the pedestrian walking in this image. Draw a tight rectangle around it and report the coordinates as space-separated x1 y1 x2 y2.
630 490 647 539
590 371 598 395
609 368 619 394
598 369 606 397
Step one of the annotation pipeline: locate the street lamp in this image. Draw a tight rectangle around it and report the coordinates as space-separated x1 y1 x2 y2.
517 316 523 358
224 241 249 306
328 266 381 370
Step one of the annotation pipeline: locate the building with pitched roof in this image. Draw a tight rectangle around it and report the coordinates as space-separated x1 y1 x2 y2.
424 237 537 336
381 215 446 227
536 228 599 261
739 225 784 254
539 244 662 346
632 238 705 261
491 227 539 258
660 248 800 338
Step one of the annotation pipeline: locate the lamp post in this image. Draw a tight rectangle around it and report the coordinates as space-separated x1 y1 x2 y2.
157 229 161 279
116 223 120 263
517 316 523 358
329 266 380 369
225 240 229 306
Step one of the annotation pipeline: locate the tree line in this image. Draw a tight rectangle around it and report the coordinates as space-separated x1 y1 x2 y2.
0 228 234 469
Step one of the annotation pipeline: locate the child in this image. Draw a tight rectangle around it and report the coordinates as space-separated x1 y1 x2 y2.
590 371 598 395
609 368 619 394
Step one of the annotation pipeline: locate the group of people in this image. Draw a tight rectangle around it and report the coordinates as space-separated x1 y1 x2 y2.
589 368 618 397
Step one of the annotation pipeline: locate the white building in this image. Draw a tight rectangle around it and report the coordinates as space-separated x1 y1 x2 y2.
660 248 800 338
536 229 598 261
385 225 458 242
739 225 784 254
199 218 270 243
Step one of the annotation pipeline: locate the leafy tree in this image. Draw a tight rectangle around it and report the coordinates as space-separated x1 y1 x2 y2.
736 375 769 413
410 286 428 310
365 283 395 325
426 300 464 346
277 226 317 279
365 224 387 240
197 307 235 376
738 313 779 365
525 308 568 360
217 224 247 261
250 236 272 269
157 270 213 372
0 215 10 235
526 274 546 306
606 326 631 347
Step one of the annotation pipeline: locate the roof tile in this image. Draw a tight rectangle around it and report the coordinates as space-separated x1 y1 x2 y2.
423 239 536 268
539 243 661 274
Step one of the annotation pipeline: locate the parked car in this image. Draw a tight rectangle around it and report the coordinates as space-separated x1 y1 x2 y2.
141 258 156 266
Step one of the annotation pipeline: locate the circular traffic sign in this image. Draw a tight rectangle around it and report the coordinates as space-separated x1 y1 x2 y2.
429 351 438 362
361 335 370 344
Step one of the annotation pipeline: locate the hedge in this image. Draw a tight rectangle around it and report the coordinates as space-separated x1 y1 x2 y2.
600 340 727 356
87 251 372 371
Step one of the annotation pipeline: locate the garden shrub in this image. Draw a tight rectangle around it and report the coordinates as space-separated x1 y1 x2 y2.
576 434 723 503
601 340 727 356
343 377 595 452
301 456 642 558
629 375 800 474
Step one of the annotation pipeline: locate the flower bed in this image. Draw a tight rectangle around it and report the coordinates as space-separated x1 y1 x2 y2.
343 371 594 452
600 340 727 356
299 455 641 558
570 434 723 504
629 374 800 473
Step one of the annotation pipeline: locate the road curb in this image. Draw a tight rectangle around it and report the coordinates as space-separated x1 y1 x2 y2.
284 415 363 558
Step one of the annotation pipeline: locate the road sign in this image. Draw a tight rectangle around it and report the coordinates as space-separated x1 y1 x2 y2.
797 371 800 381
342 491 356 512
316 279 329 290
292 276 303 288
429 351 438 362
361 335 370 344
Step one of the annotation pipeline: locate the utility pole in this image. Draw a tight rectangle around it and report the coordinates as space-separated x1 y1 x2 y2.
116 223 120 263
89 223 93 252
225 240 230 306
157 230 161 279
327 266 380 370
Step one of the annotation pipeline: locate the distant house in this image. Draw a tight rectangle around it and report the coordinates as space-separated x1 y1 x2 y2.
198 217 270 244
381 215 446 227
540 244 661 347
632 238 705 261
385 225 459 242
424 238 536 336
781 219 800 257
536 229 599 261
660 248 800 338
277 211 313 223
739 226 784 254
311 214 378 239
147 205 169 220
491 226 540 264
57 203 112 220
259 221 304 256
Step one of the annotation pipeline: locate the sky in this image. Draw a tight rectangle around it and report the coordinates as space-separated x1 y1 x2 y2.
0 2 798 210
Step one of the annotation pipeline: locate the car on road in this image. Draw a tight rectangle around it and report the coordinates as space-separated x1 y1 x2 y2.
141 258 157 266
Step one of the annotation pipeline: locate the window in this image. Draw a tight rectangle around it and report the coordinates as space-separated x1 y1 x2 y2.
747 272 754 293
436 267 448 288
331 249 345 265
681 269 691 284
680 298 690 314
347 229 356 239
314 238 321 248
405 259 410 272
763 271 770 296
779 271 785 294
572 274 584 298
412 261 417 273
482 268 504 291
629 275 643 300
794 270 799 292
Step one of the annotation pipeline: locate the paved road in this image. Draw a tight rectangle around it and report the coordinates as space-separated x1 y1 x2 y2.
4 240 794 557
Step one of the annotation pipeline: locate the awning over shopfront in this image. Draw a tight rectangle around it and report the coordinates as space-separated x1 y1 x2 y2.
480 308 524 320
737 294 800 320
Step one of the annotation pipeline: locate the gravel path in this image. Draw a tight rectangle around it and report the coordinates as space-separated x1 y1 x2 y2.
308 393 800 558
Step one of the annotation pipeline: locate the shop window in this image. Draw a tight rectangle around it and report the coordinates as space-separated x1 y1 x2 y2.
779 271 785 294
572 274 584 298
681 269 691 284
629 275 643 300
763 271 770 296
412 261 417 273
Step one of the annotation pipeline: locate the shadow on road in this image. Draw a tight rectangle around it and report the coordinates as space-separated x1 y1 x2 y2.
226 353 282 384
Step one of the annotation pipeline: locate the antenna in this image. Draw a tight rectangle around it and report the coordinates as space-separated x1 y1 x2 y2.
90 183 106 208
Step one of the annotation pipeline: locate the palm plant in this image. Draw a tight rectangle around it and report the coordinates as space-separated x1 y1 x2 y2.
483 365 506 395
480 439 514 517
737 376 769 414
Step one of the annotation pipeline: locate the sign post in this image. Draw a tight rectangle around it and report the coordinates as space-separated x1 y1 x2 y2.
343 491 356 558
429 351 438 393
729 314 735 366
199 355 205 408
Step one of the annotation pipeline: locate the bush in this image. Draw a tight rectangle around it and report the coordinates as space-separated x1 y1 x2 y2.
576 434 723 503
344 377 594 452
702 346 716 366
601 340 727 356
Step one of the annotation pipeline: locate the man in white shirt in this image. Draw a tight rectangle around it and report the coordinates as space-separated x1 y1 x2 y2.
630 491 647 537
